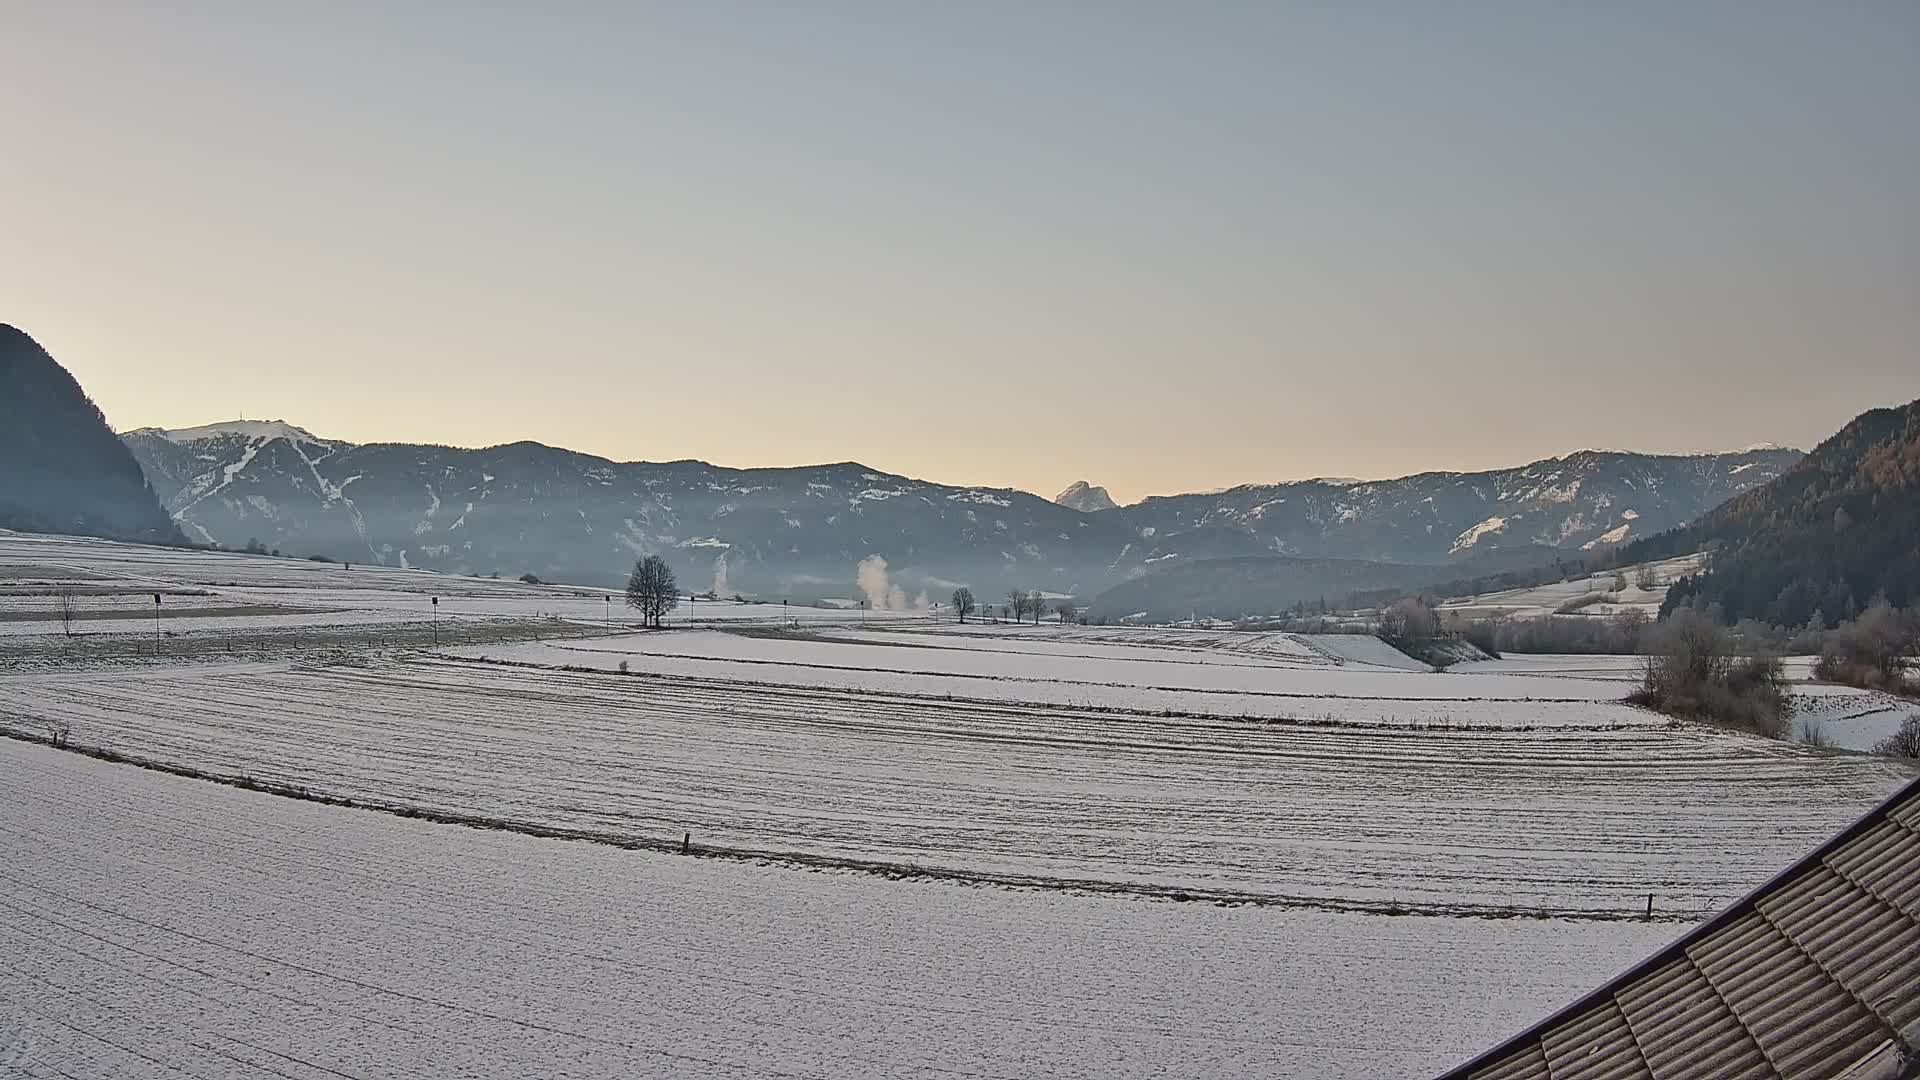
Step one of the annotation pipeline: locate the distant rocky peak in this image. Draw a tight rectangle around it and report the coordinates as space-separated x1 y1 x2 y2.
1055 480 1117 513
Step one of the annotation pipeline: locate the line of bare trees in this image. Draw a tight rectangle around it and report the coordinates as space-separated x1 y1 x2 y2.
994 588 1081 624
945 585 1082 625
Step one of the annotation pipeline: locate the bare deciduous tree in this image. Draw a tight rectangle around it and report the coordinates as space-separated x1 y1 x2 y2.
1816 598 1918 689
626 556 681 628
1652 608 1733 689
1874 714 1920 759
1379 597 1439 641
1006 589 1028 623
1054 599 1079 624
1027 590 1044 625
1627 608 1791 737
1635 565 1658 591
951 588 975 623
55 588 76 638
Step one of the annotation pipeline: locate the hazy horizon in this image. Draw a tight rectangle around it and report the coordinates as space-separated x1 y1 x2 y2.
5 3 1916 503
96 396 1819 506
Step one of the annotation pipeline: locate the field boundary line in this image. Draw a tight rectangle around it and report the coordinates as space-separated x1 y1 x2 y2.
0 725 1698 925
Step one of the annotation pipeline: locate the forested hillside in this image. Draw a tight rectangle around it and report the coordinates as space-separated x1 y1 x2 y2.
0 325 183 544
1627 399 1920 627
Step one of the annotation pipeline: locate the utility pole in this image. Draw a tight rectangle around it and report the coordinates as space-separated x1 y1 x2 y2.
432 596 439 645
153 593 162 648
604 594 612 630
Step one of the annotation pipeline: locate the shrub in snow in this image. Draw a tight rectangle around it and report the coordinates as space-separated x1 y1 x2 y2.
1627 610 1791 739
1874 715 1920 759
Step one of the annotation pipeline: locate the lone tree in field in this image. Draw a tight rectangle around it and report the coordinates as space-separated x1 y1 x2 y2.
55 588 76 637
1028 590 1044 625
951 587 975 623
626 555 680 628
1006 588 1028 622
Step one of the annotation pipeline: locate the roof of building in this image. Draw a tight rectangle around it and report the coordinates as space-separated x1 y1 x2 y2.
1437 774 1920 1080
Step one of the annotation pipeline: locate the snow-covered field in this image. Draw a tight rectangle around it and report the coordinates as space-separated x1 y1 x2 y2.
3 531 1916 1077
461 626 1656 731
1793 685 1919 752
1437 553 1707 621
1454 654 1651 681
0 531 920 649
0 739 1676 1080
7 650 1910 916
1460 653 1919 752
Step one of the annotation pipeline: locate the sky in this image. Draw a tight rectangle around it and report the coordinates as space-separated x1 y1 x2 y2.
3 3 1916 504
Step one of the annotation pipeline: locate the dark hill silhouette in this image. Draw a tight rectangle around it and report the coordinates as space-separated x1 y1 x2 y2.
0 325 184 544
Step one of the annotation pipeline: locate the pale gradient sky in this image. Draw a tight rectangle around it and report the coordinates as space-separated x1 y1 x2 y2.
3 2 1916 503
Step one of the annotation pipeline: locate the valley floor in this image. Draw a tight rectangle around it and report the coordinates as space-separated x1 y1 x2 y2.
3 531 1916 1077
1 739 1671 1080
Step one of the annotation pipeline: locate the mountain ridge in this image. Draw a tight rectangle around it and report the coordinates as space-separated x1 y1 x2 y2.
120 417 1800 597
131 419 1800 510
1097 446 1801 567
121 421 1112 596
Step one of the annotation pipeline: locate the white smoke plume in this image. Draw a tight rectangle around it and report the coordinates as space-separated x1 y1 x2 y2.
856 555 909 611
712 554 730 598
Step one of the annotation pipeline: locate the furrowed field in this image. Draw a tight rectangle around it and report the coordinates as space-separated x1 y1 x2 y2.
3 531 1913 1078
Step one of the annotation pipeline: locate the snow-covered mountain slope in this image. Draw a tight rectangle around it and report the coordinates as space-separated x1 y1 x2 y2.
148 419 324 445
122 424 1127 594
121 424 1800 595
1099 448 1801 567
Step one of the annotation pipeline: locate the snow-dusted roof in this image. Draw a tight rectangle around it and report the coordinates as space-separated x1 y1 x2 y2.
1437 775 1920 1080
